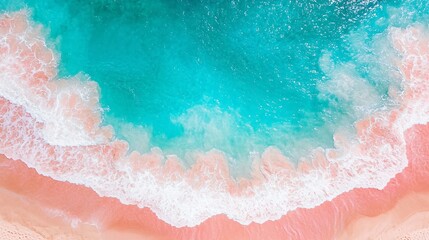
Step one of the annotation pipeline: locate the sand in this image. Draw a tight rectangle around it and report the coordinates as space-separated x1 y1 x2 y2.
0 187 95 240
3 181 429 240
0 180 168 240
0 153 171 240
337 191 429 239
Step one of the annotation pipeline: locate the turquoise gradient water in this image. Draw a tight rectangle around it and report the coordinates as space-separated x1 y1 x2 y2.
1 0 426 172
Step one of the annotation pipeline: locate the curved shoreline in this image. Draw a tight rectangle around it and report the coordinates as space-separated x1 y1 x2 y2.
1 121 429 239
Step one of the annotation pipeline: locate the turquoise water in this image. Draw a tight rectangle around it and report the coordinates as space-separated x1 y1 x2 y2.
2 0 426 171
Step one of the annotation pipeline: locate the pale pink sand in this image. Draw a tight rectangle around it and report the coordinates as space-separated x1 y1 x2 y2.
337 191 429 239
0 159 169 240
0 187 95 240
0 218 44 240
402 228 429 240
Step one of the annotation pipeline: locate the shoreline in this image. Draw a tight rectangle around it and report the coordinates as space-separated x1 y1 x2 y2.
0 157 168 240
1 122 429 239
3 167 429 240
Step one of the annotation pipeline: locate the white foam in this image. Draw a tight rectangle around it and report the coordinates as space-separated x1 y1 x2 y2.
0 15 111 146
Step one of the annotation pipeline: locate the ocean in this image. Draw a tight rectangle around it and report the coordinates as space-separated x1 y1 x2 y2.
1 0 409 173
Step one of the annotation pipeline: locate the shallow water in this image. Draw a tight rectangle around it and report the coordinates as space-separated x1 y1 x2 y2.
0 0 411 170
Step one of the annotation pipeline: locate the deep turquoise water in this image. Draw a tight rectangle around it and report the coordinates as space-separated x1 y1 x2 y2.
1 0 427 172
